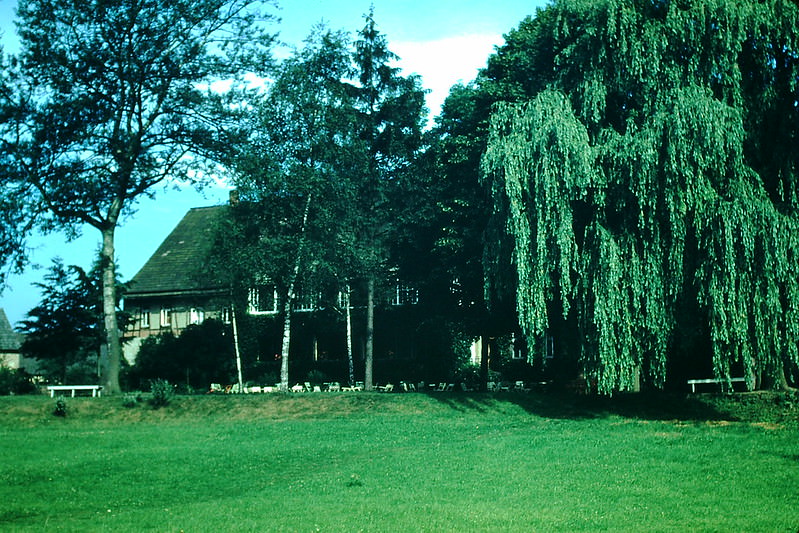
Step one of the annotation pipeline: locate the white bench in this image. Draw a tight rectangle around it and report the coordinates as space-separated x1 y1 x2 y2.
687 377 746 393
47 385 103 398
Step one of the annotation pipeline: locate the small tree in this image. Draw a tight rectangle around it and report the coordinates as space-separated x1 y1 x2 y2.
20 258 128 384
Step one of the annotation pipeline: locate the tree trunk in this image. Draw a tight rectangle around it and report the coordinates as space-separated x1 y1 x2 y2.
364 277 375 391
479 334 490 392
232 303 245 393
279 193 313 391
345 283 354 386
99 226 122 394
279 285 293 391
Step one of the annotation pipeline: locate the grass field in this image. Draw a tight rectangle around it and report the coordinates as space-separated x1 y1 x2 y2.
1 391 797 532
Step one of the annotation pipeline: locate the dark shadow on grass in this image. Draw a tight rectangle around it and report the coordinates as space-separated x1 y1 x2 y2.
422 390 736 422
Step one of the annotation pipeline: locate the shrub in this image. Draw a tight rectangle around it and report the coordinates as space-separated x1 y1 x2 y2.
129 320 235 391
306 369 328 385
52 396 67 417
121 393 141 408
454 364 481 390
0 364 35 395
149 379 174 408
345 474 363 488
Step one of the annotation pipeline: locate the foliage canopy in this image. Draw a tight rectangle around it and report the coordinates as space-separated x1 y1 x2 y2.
482 0 799 393
0 0 275 393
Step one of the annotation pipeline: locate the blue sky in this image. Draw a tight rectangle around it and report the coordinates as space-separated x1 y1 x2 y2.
0 0 549 327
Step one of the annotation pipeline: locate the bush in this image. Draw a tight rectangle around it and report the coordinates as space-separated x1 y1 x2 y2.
454 364 481 390
121 393 142 408
52 396 67 417
129 320 235 391
0 364 35 395
149 379 174 408
306 369 328 385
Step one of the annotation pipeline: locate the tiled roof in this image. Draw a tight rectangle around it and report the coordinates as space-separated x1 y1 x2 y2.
126 205 228 297
0 308 22 351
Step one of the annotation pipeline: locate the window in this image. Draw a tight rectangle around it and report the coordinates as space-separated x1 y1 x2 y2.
392 281 418 306
160 308 172 327
292 287 319 312
189 308 204 325
221 307 232 324
139 309 150 329
248 286 278 315
338 285 352 309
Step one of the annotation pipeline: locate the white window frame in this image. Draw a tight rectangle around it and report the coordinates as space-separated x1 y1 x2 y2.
160 308 172 327
189 308 204 325
139 309 150 329
248 286 279 315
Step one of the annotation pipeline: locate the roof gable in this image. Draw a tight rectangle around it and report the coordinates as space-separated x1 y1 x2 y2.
0 308 22 351
127 205 228 297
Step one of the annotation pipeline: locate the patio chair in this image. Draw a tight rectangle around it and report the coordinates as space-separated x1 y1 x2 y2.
400 381 416 392
514 381 530 392
328 382 341 392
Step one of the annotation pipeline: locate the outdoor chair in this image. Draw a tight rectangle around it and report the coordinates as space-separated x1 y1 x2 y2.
209 383 223 394
328 382 341 392
291 383 304 393
400 381 416 392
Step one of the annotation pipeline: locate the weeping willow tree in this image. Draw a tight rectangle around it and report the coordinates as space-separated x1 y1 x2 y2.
482 0 799 393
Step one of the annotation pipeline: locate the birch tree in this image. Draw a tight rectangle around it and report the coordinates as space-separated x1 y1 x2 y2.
228 28 356 390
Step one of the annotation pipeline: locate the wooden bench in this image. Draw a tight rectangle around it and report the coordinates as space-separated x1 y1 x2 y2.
687 377 746 393
47 385 103 398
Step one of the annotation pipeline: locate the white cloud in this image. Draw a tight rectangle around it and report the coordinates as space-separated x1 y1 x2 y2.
392 34 505 122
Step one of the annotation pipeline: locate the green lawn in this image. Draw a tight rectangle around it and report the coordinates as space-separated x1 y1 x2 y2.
1 392 797 532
